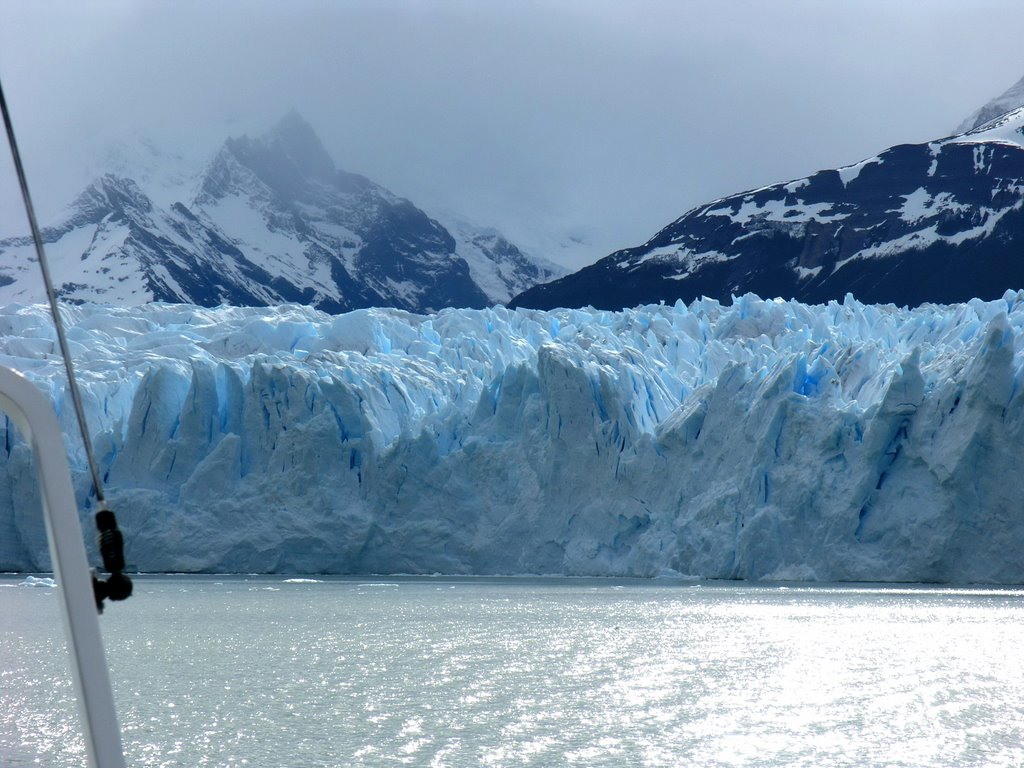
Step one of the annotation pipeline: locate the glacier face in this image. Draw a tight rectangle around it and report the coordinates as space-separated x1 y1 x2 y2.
2 293 1024 582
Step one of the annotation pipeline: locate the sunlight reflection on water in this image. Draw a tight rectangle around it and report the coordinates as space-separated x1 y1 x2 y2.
3 577 1024 767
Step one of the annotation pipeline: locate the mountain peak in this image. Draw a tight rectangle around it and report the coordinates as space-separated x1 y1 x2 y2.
259 109 336 181
955 74 1024 134
72 174 153 221
210 111 338 201
1 116 559 314
272 108 313 135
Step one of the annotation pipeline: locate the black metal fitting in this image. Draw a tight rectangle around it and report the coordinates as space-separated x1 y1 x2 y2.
92 507 132 614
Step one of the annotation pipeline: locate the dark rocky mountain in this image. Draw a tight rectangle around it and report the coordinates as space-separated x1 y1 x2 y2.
512 107 1024 311
0 112 560 312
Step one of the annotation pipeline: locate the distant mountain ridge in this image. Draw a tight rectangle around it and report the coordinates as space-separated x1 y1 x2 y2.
0 112 561 312
956 74 1024 134
512 104 1024 311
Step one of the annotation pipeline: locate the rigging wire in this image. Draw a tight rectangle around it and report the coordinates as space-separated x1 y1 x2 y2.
0 80 107 506
1 77 131 610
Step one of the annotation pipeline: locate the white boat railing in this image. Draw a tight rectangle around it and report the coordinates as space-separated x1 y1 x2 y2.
0 365 126 768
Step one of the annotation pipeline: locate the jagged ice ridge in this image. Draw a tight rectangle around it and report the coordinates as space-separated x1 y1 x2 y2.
2 293 1024 582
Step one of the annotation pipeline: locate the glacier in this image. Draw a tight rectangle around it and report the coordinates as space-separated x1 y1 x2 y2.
2 293 1024 583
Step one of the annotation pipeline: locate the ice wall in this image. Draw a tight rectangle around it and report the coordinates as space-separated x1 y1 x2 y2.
3 293 1024 582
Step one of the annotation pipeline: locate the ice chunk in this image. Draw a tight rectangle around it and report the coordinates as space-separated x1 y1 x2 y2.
19 575 56 587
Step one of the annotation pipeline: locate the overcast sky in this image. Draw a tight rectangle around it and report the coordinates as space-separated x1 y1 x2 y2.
1 0 1023 269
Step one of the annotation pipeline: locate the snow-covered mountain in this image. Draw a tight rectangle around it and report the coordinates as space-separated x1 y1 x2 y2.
433 213 565 305
87 130 203 211
4 293 1024 583
0 112 560 312
0 174 288 306
512 107 1024 311
956 74 1024 134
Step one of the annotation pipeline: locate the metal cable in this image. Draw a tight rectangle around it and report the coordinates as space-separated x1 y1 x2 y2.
0 79 107 506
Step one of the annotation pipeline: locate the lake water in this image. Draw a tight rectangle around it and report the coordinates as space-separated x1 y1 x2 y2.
3 576 1024 767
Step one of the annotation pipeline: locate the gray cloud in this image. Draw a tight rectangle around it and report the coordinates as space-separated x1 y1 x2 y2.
2 0 1023 269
